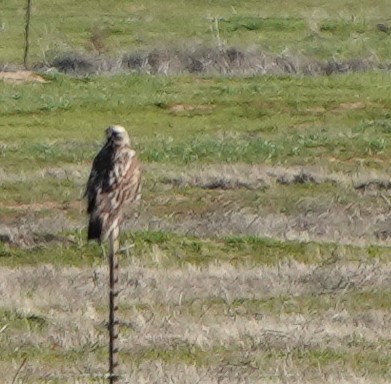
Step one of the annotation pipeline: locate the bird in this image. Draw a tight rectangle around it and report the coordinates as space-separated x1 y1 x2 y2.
85 125 141 254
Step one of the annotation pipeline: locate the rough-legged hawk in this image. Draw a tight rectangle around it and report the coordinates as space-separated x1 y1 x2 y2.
85 125 141 245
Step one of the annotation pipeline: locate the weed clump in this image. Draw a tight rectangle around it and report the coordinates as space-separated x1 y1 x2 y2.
38 46 388 76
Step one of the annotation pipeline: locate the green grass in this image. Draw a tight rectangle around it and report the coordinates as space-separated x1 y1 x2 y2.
0 231 389 268
118 289 391 319
1 177 78 205
1 0 391 63
0 309 47 332
1 73 391 172
2 338 389 378
0 343 105 368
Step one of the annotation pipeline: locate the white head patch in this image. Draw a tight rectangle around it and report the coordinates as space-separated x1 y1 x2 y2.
106 125 130 145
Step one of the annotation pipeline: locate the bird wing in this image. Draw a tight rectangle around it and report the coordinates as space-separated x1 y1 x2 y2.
85 142 112 214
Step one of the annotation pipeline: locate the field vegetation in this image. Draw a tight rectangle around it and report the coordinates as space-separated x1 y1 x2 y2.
1 0 391 382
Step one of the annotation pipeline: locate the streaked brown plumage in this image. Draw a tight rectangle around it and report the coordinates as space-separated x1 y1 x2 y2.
85 125 141 247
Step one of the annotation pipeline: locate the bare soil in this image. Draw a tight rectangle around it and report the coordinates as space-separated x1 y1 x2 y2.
0 71 48 83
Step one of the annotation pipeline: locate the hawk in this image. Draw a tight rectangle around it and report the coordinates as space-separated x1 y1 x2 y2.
85 125 141 251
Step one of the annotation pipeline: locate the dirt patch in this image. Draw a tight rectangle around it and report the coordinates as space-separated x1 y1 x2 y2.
169 104 214 114
333 101 366 111
0 71 48 84
305 106 326 114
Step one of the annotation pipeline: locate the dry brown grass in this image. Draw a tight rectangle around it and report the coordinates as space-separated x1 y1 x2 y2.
1 162 390 382
3 164 391 247
1 258 390 383
35 46 389 77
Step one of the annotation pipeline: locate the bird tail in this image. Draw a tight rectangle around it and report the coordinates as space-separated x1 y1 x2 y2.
88 216 102 242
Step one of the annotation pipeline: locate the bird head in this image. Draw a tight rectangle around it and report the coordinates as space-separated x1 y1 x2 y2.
106 125 131 146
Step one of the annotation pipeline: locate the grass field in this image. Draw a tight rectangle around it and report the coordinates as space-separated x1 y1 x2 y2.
1 1 391 383
1 0 391 65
